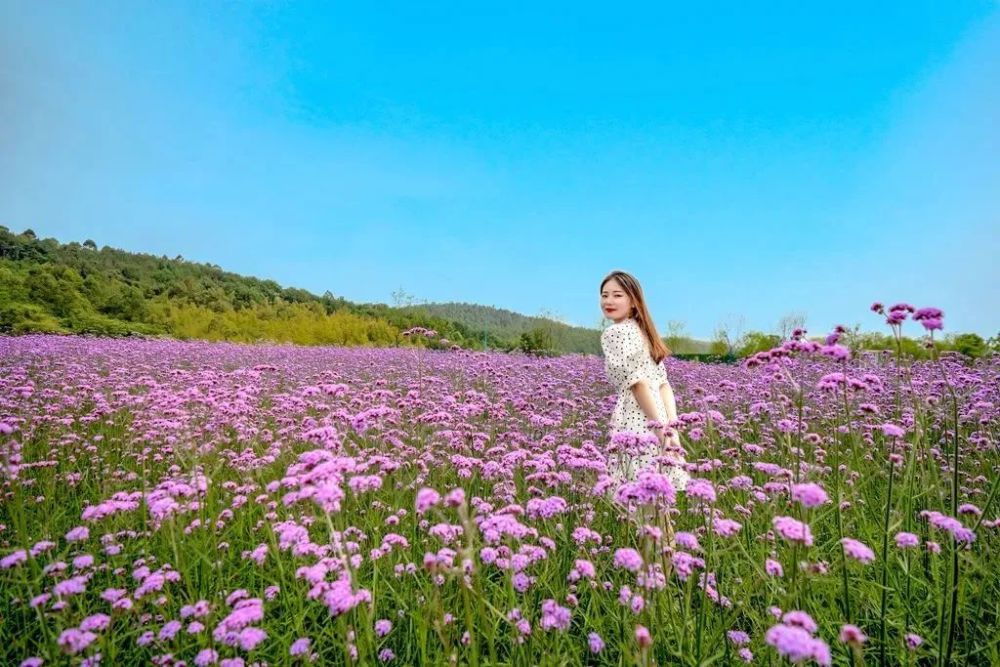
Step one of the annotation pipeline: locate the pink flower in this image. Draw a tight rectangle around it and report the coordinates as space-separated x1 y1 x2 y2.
773 516 814 546
58 628 98 654
895 532 920 549
65 526 89 543
194 648 218 666
539 599 571 631
635 625 652 648
613 548 644 572
839 624 867 646
782 610 818 634
765 624 831 666
728 630 751 646
913 307 944 331
415 488 441 515
880 423 905 438
290 637 312 656
80 614 111 632
685 478 717 503
675 532 700 551
841 538 876 564
374 619 393 637
713 517 743 538
159 620 182 640
237 626 267 651
791 483 829 508
1 549 27 569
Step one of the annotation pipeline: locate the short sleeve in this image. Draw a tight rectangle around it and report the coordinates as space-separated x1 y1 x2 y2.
601 322 648 391
651 361 668 388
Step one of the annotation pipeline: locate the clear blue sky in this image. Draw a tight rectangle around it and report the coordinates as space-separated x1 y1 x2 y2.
2 2 997 338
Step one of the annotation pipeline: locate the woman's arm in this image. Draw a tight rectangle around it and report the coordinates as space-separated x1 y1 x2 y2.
657 379 678 423
629 381 663 423
658 379 685 457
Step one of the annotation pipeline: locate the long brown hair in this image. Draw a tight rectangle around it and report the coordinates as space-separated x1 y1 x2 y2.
600 270 671 362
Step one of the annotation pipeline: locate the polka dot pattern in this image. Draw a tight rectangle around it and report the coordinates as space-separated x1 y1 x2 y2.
601 317 689 490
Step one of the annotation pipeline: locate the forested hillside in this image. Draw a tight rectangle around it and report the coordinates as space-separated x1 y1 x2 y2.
0 227 491 349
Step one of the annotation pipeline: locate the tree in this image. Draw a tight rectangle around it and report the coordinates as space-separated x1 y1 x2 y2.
737 331 781 357
664 320 688 353
777 312 807 340
987 332 1000 355
391 288 418 308
83 239 97 249
710 326 732 356
537 307 567 351
951 333 987 358
518 326 554 355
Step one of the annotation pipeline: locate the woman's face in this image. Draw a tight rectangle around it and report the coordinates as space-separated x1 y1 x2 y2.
600 277 634 323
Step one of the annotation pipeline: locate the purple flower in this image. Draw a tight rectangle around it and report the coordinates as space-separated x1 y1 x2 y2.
841 538 876 564
880 423 905 438
913 307 944 331
895 532 920 549
773 516 814 546
765 558 784 577
675 532 700 551
782 610 818 633
415 488 441 515
685 478 717 503
588 632 605 653
906 633 923 649
379 648 395 662
194 649 218 666
712 517 743 538
374 619 393 637
635 625 652 648
573 559 596 579
728 630 751 646
289 637 312 657
57 628 97 654
80 614 111 632
613 548 644 572
159 620 182 641
839 624 867 646
765 624 831 665
65 526 89 543
539 599 571 631
791 483 829 508
0 549 27 569
53 575 89 597
237 626 268 651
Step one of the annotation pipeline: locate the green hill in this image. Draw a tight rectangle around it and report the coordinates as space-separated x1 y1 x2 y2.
0 226 594 353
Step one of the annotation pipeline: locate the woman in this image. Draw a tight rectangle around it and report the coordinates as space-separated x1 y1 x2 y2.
599 270 689 491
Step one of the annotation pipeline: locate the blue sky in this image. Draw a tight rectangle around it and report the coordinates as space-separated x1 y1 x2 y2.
2 1 997 339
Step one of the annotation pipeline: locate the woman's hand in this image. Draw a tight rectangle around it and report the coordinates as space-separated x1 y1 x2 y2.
658 427 684 462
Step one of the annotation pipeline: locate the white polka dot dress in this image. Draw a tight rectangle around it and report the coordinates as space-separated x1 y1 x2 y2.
600 317 689 490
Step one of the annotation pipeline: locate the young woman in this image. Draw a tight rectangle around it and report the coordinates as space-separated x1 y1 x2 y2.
599 270 689 491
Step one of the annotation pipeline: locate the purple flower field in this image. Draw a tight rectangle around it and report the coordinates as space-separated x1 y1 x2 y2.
1 306 998 666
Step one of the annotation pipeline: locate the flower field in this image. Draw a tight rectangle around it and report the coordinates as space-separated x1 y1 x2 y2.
1 305 998 666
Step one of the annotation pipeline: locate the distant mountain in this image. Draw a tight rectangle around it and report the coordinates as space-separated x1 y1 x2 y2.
398 302 603 354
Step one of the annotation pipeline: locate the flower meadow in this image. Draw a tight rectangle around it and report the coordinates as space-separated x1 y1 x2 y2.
1 304 998 666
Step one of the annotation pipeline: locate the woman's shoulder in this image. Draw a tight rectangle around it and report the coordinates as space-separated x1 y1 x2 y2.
603 318 639 332
601 319 630 338
601 318 641 347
